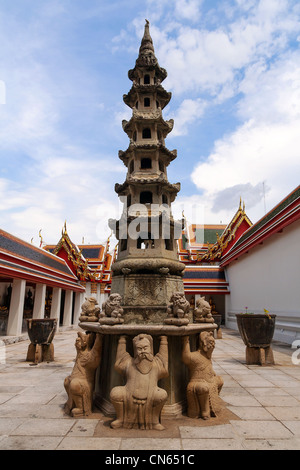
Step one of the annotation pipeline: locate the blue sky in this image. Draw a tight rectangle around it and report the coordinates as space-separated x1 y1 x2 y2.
0 0 300 246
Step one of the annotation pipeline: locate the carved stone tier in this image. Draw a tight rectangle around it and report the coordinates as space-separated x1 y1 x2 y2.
79 322 217 418
111 259 185 276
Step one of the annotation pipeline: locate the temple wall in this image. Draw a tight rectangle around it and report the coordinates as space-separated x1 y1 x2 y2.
225 218 300 345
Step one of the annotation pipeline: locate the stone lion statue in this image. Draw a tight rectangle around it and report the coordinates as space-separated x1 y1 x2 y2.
99 293 124 324
79 297 100 322
193 296 214 323
165 292 190 325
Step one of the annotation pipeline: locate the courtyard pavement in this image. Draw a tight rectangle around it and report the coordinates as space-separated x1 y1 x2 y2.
0 326 300 452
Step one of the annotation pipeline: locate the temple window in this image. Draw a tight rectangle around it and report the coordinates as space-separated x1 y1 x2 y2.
156 100 159 108
144 74 150 84
144 97 150 107
159 160 164 172
140 191 152 204
133 131 137 142
162 194 168 204
136 101 139 109
165 238 173 250
141 158 152 169
129 160 134 173
137 236 154 249
120 239 127 251
142 128 151 139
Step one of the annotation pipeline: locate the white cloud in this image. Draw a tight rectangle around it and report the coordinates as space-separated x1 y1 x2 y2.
169 98 207 136
190 47 300 223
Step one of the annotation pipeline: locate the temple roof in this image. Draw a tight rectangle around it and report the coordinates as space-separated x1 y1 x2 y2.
0 228 84 291
221 185 300 266
44 223 113 283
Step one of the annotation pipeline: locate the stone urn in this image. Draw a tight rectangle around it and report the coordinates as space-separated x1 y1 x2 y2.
235 314 276 365
26 318 57 363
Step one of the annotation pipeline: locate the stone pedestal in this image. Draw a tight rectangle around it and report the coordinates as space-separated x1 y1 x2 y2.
245 345 275 365
79 322 217 417
26 342 54 364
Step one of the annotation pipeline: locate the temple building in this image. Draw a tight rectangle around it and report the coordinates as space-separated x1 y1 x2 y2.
0 228 85 338
44 222 114 308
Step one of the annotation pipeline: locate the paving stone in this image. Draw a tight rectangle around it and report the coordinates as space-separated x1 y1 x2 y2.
11 417 76 436
221 395 261 407
120 438 182 450
180 424 235 439
182 438 244 450
282 421 300 436
0 417 26 434
68 419 101 437
230 420 294 439
242 438 300 450
266 407 300 421
255 396 300 407
227 406 275 420
0 435 63 450
57 436 121 450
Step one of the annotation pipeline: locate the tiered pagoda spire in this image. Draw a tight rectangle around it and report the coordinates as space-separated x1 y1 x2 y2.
110 20 184 280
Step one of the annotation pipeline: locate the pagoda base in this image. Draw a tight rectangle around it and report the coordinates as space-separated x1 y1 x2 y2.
110 273 186 324
79 322 217 418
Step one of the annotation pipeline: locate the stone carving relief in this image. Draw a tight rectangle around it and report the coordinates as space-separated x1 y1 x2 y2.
125 278 165 306
110 334 169 430
99 293 124 325
193 296 214 323
64 332 102 417
182 332 224 420
79 297 100 322
164 292 190 325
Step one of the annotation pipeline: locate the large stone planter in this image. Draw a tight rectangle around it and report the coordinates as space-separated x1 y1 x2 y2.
236 314 276 365
26 318 57 364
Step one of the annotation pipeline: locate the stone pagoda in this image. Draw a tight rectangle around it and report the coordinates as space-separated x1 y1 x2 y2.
74 21 221 428
108 19 186 324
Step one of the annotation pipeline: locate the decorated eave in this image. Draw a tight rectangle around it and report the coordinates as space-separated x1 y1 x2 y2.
122 110 174 138
194 200 252 263
183 265 230 295
44 224 112 283
0 229 84 292
118 143 177 167
220 185 300 267
123 84 171 110
115 176 180 197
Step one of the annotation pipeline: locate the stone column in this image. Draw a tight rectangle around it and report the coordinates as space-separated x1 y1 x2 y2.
62 290 73 326
50 287 62 331
32 283 46 319
73 291 84 325
7 279 26 336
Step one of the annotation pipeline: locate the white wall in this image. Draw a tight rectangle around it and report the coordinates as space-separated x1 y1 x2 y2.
225 218 300 345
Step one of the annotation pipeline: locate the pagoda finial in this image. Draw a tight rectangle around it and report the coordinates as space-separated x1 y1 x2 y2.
138 19 155 62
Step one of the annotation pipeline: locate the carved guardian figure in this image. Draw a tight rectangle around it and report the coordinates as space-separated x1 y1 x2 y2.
64 332 102 417
182 332 223 420
110 334 168 430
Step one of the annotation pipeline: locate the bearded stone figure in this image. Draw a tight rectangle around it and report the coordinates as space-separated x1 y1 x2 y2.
182 331 223 420
64 332 102 417
110 334 169 430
